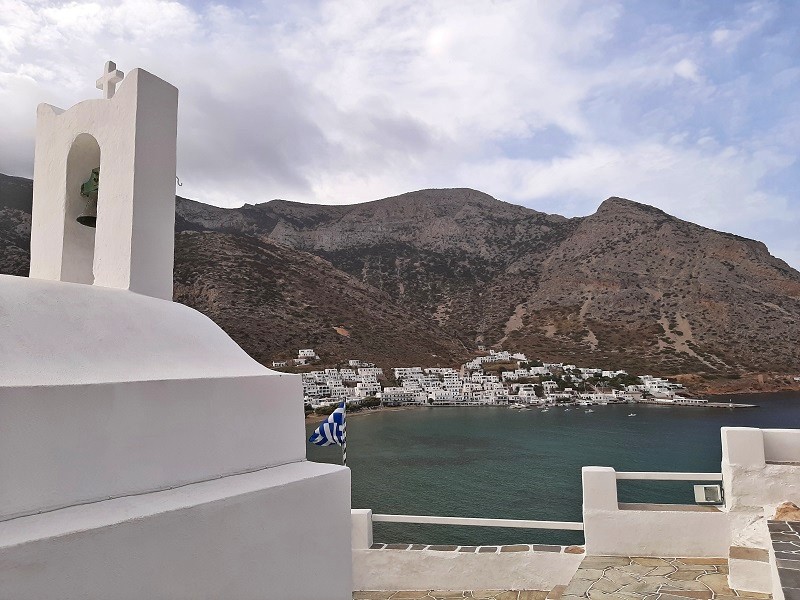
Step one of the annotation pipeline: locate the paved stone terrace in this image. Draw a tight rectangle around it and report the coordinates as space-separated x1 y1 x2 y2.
769 520 800 600
354 592 548 599
561 556 770 600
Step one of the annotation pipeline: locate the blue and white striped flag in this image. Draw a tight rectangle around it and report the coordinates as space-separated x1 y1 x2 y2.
309 401 347 465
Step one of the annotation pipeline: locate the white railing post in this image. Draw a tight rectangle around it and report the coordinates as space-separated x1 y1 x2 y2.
351 508 373 550
722 427 766 469
721 427 766 512
582 466 618 511
582 466 618 555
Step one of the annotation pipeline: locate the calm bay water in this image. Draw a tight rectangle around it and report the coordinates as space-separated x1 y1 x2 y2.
306 392 800 546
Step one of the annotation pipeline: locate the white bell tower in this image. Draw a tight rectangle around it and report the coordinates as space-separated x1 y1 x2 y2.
29 61 178 300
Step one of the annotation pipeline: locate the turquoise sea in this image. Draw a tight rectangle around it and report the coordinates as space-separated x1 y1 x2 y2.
306 392 800 546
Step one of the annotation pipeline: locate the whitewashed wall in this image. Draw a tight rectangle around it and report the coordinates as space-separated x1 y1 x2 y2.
0 462 352 600
722 427 800 595
581 466 730 557
353 547 583 592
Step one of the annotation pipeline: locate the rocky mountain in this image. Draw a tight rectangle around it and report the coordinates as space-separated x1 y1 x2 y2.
4 172 800 383
0 174 468 367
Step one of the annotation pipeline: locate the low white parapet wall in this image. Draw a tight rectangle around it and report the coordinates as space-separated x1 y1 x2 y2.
582 467 731 557
353 545 583 591
351 509 584 591
723 427 800 512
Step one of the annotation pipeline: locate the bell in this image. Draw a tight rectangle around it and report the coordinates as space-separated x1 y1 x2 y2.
77 167 99 228
77 196 97 227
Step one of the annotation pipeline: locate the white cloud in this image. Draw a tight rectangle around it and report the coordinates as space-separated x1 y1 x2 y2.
0 0 799 267
710 1 775 50
674 58 701 83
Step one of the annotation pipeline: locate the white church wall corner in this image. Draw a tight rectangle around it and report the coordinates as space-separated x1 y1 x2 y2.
30 68 178 301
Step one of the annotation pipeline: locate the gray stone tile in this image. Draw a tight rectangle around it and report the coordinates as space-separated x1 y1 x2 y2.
780 566 800 588
571 568 605 581
631 558 671 567
618 564 655 576
562 577 594 596
591 578 624 593
658 580 709 593
778 558 800 569
778 552 800 560
774 542 800 552
500 544 530 552
531 544 562 553
601 569 639 586
782 588 800 600
654 591 712 599
579 557 633 568
648 566 677 576
517 593 548 600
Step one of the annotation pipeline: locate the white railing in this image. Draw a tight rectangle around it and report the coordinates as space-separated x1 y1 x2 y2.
372 513 584 530
615 471 723 481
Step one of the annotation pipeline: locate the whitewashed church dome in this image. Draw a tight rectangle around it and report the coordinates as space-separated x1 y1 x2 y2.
0 275 271 386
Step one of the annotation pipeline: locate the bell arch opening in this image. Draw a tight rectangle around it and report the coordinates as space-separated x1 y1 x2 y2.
62 133 100 285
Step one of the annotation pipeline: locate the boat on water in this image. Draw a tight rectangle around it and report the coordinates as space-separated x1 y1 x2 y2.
628 413 637 417
585 409 594 413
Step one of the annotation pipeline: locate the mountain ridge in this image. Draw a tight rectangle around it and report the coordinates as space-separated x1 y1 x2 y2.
2 172 800 387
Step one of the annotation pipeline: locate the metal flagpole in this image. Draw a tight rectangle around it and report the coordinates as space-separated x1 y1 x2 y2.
342 402 347 467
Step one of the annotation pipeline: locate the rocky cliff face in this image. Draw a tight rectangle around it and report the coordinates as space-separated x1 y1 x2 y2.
4 172 800 377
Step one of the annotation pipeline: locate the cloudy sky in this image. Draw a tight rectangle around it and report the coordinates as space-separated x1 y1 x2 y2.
2 1 799 265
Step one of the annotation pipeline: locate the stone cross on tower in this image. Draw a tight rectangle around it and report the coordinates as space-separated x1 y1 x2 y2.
96 60 124 99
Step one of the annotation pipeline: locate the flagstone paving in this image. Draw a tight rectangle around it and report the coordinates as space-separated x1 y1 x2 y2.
352 556 775 600
560 556 771 600
353 592 548 599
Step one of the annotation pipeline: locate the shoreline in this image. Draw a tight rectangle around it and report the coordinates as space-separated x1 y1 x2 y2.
304 392 797 424
305 404 422 423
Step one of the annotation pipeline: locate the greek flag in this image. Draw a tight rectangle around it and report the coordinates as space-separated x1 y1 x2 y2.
309 401 347 462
